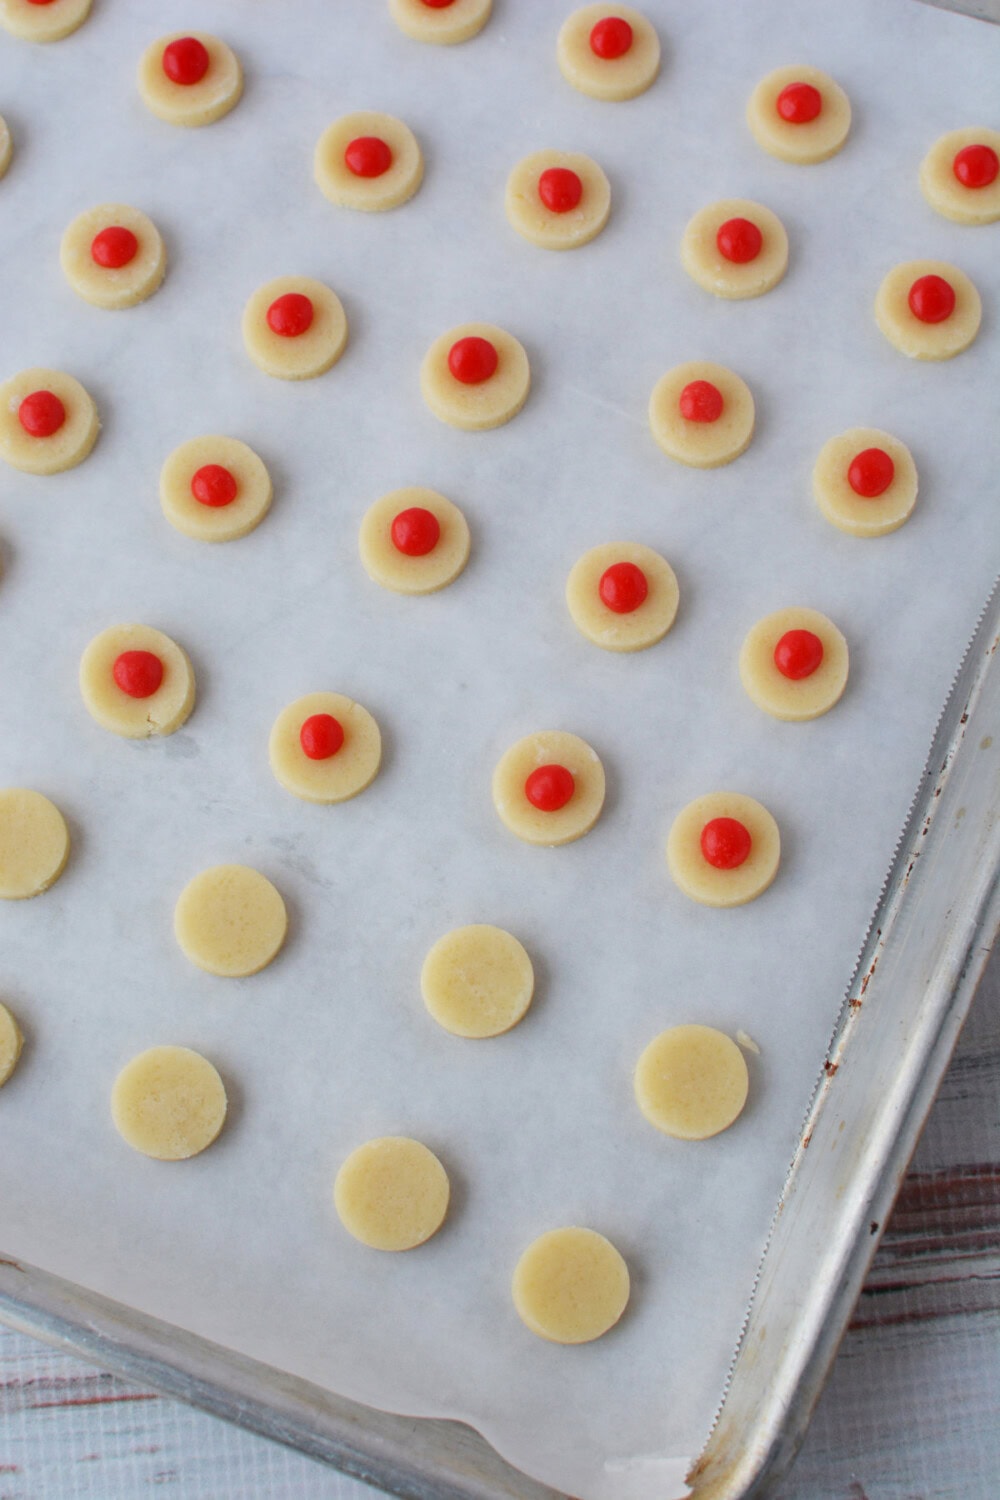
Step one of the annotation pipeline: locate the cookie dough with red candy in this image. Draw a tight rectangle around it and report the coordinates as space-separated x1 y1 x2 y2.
739 608 849 721
314 112 424 212
137 33 242 127
61 204 166 310
359 487 470 595
649 361 754 468
269 693 382 804
557 5 660 102
747 65 851 164
160 436 272 542
389 0 492 46
875 259 981 360
0 0 90 42
813 428 918 538
492 730 605 846
243 276 348 380
566 542 678 652
505 151 611 250
0 368 99 475
79 624 195 739
667 793 780 908
681 199 788 300
421 323 530 431
920 128 1000 225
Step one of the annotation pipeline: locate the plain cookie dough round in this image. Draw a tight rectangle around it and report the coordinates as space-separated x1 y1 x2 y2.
634 1025 749 1140
680 198 788 300
492 730 605 847
649 361 754 469
0 367 99 475
566 541 678 652
359 487 470 595
747 65 851 164
174 864 287 978
334 1137 449 1250
80 624 195 738
314 111 423 212
0 0 90 42
420 322 530 431
813 427 918 538
505 150 611 250
388 0 491 45
137 33 243 128
60 203 166 310
739 607 849 721
557 5 660 102
243 276 348 381
421 924 534 1038
0 789 69 900
0 116 12 178
0 1002 23 1086
875 259 981 360
111 1046 227 1160
512 1227 630 1344
160 435 272 542
667 792 780 908
920 127 1000 225
269 692 382 804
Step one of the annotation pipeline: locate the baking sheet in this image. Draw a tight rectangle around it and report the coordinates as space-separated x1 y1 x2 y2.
0 2 997 1498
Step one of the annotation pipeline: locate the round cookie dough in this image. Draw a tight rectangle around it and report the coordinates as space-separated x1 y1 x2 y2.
512 1227 630 1344
243 276 348 381
421 924 534 1038
359 487 470 595
0 0 90 42
557 5 660 102
160 435 272 542
649 361 754 469
813 427 918 538
314 111 423 212
0 1002 23 1086
269 692 382 804
174 864 287 978
920 127 1000 225
60 203 166 310
492 730 605 847
875 259 981 361
0 789 69 900
420 322 530 431
680 198 788 300
634 1025 749 1140
746 65 851 164
80 624 195 739
137 33 243 127
111 1046 227 1160
0 368 99 475
334 1137 449 1250
667 792 780 908
566 541 679 652
739 607 849 722
0 116 12 178
505 150 611 250
388 0 491 45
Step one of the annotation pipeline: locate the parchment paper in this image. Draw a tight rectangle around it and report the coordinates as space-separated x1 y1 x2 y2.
0 2 997 1497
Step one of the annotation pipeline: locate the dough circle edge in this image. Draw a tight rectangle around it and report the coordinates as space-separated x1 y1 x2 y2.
358 487 470 595
0 1001 23 1086
0 788 70 900
111 1046 228 1160
565 541 679 652
79 624 195 738
174 864 288 977
666 792 780 908
0 367 99 475
746 64 851 164
60 203 166 310
875 259 981 360
243 276 348 380
420 322 530 431
420 924 534 1038
649 361 755 469
739 607 849 721
812 427 918 538
269 692 382 804
512 1226 630 1344
137 33 243 128
556 4 661 102
505 150 611 250
314 111 424 212
334 1136 450 1250
634 1024 750 1140
160 435 272 542
680 198 789 300
492 730 606 846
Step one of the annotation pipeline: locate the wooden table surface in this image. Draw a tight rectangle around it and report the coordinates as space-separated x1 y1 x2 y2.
1 944 997 1500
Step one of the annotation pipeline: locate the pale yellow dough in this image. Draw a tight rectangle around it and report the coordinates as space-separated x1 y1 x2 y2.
667 792 780 908
566 542 678 652
512 1227 629 1344
334 1137 449 1251
746 65 851 164
875 260 981 361
60 203 166 310
111 1046 227 1160
649 361 754 469
681 198 788 300
920 128 1000 226
243 276 348 381
0 789 69 900
505 151 611 251
0 1002 23 1086
314 112 423 212
813 428 918 538
79 624 195 739
739 608 849 721
421 925 534 1038
0 368 99 475
492 730 605 847
359 487 470 595
421 322 530 431
160 436 272 542
137 33 243 128
389 0 491 45
0 116 12 178
174 865 287 978
0 0 90 42
557 5 660 102
269 692 382 804
634 1025 749 1140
